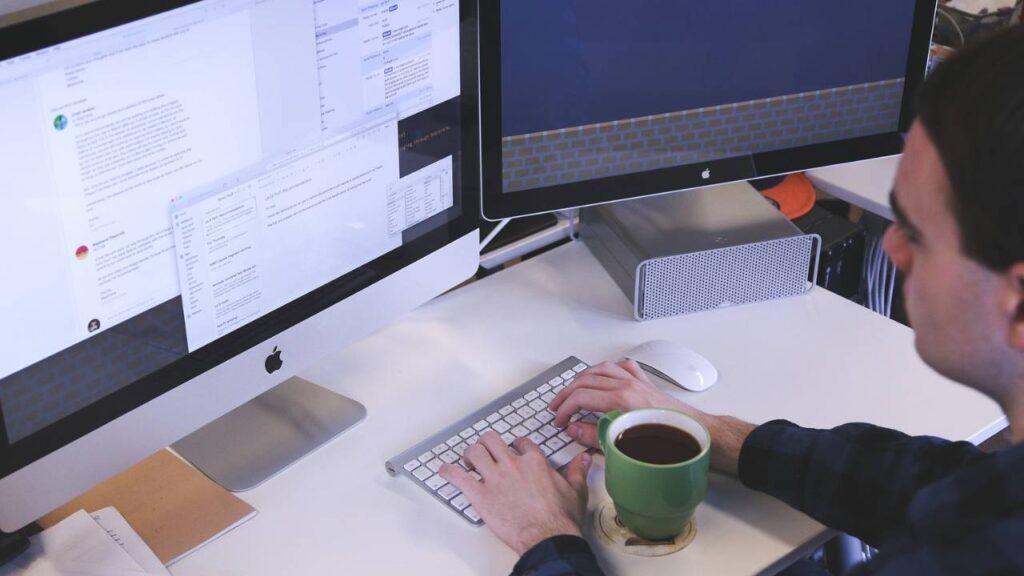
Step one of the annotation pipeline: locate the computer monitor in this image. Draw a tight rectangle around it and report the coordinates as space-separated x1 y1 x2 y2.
479 0 937 219
0 0 478 531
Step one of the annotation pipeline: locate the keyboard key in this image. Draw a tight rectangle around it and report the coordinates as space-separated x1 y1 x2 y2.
545 437 566 452
570 413 583 422
516 406 536 419
573 363 588 373
524 417 542 431
553 384 565 393
447 436 462 448
512 398 527 408
549 442 588 469
540 444 554 457
427 459 444 473
492 420 511 433
548 376 564 387
451 495 471 511
438 484 460 500
470 471 483 481
528 432 547 445
524 390 539 401
460 428 475 439
404 460 421 472
540 424 560 438
536 410 555 424
529 399 547 412
505 413 523 426
561 370 575 380
499 405 514 416
473 420 489 432
501 432 516 444
487 412 502 424
581 414 600 424
426 474 447 491
413 467 433 481
468 434 480 445
538 383 551 394
419 451 434 464
433 443 448 455
540 392 556 403
464 506 481 523
511 425 529 438
440 451 459 464
557 431 572 444
454 443 469 456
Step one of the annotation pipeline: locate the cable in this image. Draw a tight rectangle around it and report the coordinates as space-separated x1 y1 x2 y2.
885 259 897 318
938 8 966 49
479 218 510 253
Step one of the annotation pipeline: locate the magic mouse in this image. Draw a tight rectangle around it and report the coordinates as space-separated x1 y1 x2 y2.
623 340 719 392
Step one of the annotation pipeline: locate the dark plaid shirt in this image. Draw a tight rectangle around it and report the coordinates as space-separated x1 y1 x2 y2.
513 420 1024 575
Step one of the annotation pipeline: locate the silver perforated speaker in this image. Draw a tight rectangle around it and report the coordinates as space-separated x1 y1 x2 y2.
581 182 821 321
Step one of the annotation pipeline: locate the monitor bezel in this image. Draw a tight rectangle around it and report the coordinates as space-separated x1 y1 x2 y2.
0 0 480 479
478 0 937 221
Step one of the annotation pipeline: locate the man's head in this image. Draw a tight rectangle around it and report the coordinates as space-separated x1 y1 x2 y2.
883 26 1024 398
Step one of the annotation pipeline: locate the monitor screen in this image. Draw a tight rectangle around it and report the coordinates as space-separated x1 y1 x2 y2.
0 0 474 476
479 0 936 219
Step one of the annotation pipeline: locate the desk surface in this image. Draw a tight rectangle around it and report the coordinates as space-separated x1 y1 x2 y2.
807 156 899 220
171 240 1005 576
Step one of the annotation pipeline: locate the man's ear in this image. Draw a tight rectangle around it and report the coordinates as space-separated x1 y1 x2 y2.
1008 263 1024 351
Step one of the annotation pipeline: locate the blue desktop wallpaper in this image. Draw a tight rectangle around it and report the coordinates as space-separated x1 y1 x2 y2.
501 1 917 136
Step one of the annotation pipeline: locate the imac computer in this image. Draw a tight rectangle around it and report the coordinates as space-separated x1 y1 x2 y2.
0 0 478 532
479 0 938 220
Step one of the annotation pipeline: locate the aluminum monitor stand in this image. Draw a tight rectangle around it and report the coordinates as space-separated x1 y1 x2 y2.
172 377 366 492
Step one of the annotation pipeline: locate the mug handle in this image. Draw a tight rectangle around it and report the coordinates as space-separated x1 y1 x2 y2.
597 410 623 453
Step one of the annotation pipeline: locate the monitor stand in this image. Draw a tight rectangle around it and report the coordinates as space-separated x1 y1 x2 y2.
171 377 366 492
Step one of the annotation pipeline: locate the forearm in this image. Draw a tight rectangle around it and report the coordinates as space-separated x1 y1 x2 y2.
698 412 756 477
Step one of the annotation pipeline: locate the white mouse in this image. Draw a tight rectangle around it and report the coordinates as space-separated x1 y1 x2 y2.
623 340 719 392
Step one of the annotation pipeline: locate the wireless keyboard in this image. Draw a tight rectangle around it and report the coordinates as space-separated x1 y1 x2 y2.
386 356 598 525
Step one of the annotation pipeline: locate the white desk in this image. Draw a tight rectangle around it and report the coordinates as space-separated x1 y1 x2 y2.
171 240 1005 576
807 156 899 221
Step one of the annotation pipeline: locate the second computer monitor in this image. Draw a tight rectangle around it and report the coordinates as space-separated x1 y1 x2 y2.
479 0 937 219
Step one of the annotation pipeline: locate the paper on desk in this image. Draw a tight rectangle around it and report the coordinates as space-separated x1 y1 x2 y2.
91 508 169 575
0 510 146 575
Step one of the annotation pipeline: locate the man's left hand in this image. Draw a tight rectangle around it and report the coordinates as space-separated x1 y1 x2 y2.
439 431 592 555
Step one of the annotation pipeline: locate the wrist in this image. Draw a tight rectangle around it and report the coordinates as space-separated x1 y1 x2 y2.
515 520 582 556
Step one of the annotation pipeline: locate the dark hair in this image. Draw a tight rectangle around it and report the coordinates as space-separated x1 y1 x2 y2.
916 24 1024 271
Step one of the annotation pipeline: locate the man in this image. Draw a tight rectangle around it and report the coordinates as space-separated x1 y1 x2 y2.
440 25 1024 575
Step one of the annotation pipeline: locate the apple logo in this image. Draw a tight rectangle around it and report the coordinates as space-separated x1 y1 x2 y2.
265 346 283 374
701 168 711 180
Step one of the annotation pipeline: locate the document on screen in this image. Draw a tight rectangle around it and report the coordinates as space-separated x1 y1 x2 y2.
36 9 264 332
171 115 402 351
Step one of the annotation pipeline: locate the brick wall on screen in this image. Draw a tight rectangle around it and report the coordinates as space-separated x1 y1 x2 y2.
502 79 904 192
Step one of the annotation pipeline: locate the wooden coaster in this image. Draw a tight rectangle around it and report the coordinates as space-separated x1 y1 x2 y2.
596 500 696 557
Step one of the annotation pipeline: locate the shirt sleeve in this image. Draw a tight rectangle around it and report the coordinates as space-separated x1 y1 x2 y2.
511 535 605 576
737 420 984 546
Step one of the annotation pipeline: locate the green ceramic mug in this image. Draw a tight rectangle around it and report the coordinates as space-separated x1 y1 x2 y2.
597 408 711 541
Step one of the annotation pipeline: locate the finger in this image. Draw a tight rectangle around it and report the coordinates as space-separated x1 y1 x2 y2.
550 373 625 412
477 430 514 464
439 463 480 498
563 452 592 497
617 359 649 382
463 441 498 475
553 388 623 428
512 436 544 458
566 421 600 449
581 361 633 380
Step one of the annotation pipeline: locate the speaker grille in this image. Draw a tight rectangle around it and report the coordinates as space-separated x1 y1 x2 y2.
639 235 819 320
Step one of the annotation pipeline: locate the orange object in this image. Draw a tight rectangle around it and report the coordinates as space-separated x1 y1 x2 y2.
760 173 816 219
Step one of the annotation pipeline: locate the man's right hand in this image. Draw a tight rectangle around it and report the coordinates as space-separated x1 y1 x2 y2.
549 358 754 476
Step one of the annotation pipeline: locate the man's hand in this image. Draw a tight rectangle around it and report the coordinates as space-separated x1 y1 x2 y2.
551 359 754 476
549 359 698 443
439 431 592 555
